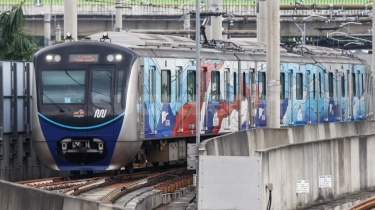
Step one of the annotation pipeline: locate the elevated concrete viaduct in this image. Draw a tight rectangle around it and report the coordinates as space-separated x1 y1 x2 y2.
23 15 372 39
7 3 370 39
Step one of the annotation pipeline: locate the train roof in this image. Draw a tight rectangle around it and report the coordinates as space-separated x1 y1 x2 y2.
88 31 364 64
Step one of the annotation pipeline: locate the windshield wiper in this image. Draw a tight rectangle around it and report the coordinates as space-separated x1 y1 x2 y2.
43 92 65 113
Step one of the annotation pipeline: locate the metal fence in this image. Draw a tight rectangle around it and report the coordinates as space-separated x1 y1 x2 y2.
0 61 66 182
0 0 370 5
0 0 371 16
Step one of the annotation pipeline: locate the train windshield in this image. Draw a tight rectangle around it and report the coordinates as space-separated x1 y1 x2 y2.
42 71 86 104
91 70 112 104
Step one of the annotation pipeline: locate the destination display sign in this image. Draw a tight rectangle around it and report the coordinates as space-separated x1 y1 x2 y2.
69 54 99 62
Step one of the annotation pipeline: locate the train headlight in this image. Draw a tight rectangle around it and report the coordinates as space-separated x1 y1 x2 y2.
46 54 53 62
115 54 122 61
107 54 114 62
54 55 61 62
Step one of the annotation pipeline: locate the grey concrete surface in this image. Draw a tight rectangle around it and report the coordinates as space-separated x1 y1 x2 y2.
200 121 375 209
165 191 195 210
0 179 127 210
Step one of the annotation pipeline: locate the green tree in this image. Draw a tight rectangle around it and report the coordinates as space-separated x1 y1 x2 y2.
0 0 37 60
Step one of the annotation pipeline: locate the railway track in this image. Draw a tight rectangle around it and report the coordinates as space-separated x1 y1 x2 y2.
350 197 375 210
18 166 195 208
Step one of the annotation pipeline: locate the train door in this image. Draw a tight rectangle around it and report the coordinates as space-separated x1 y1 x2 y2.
339 71 346 122
334 69 340 122
256 70 266 127
350 69 357 120
317 67 325 123
359 70 364 120
306 65 317 124
348 68 352 121
294 70 305 125
352 68 364 120
176 66 183 132
224 68 231 130
149 66 157 134
202 67 208 131
241 69 250 130
88 65 115 136
288 70 293 124
208 70 221 132
280 70 287 125
306 70 311 123
249 68 255 128
335 68 345 122
326 70 335 122
336 70 343 121
160 69 172 133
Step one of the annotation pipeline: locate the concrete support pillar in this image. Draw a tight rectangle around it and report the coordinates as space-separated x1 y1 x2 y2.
211 0 222 41
205 0 212 40
372 0 375 117
56 24 61 42
44 13 51 47
256 0 259 39
257 0 266 42
115 0 122 31
266 0 280 128
64 0 77 40
184 14 190 38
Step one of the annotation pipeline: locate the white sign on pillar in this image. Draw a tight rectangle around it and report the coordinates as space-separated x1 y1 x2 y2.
319 175 332 188
296 180 310 193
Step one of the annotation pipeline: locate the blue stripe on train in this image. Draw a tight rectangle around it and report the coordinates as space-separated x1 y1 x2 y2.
38 112 125 130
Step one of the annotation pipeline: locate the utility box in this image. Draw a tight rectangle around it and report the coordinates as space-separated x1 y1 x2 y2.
187 143 198 170
198 156 262 210
147 139 186 163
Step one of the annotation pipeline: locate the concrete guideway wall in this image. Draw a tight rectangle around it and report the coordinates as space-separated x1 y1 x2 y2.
199 121 375 209
0 179 127 210
259 134 375 209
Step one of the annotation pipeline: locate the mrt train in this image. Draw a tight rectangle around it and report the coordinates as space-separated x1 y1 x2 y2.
32 31 372 172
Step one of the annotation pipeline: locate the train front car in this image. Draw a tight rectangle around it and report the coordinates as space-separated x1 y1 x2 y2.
32 41 141 172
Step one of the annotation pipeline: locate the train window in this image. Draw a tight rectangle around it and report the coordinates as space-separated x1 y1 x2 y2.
242 72 246 98
341 75 345 97
362 74 364 95
176 66 182 101
224 69 230 101
187 70 196 102
161 70 171 103
312 74 316 99
150 66 156 102
211 71 220 101
280 73 285 100
296 73 303 100
319 73 322 98
233 72 237 96
116 71 124 103
328 73 333 98
42 71 85 104
352 73 356 97
92 70 112 104
258 72 266 100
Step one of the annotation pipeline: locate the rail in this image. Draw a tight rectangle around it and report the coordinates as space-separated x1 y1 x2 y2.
350 197 375 210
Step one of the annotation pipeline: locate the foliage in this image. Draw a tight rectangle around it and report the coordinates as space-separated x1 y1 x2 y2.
0 0 38 61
